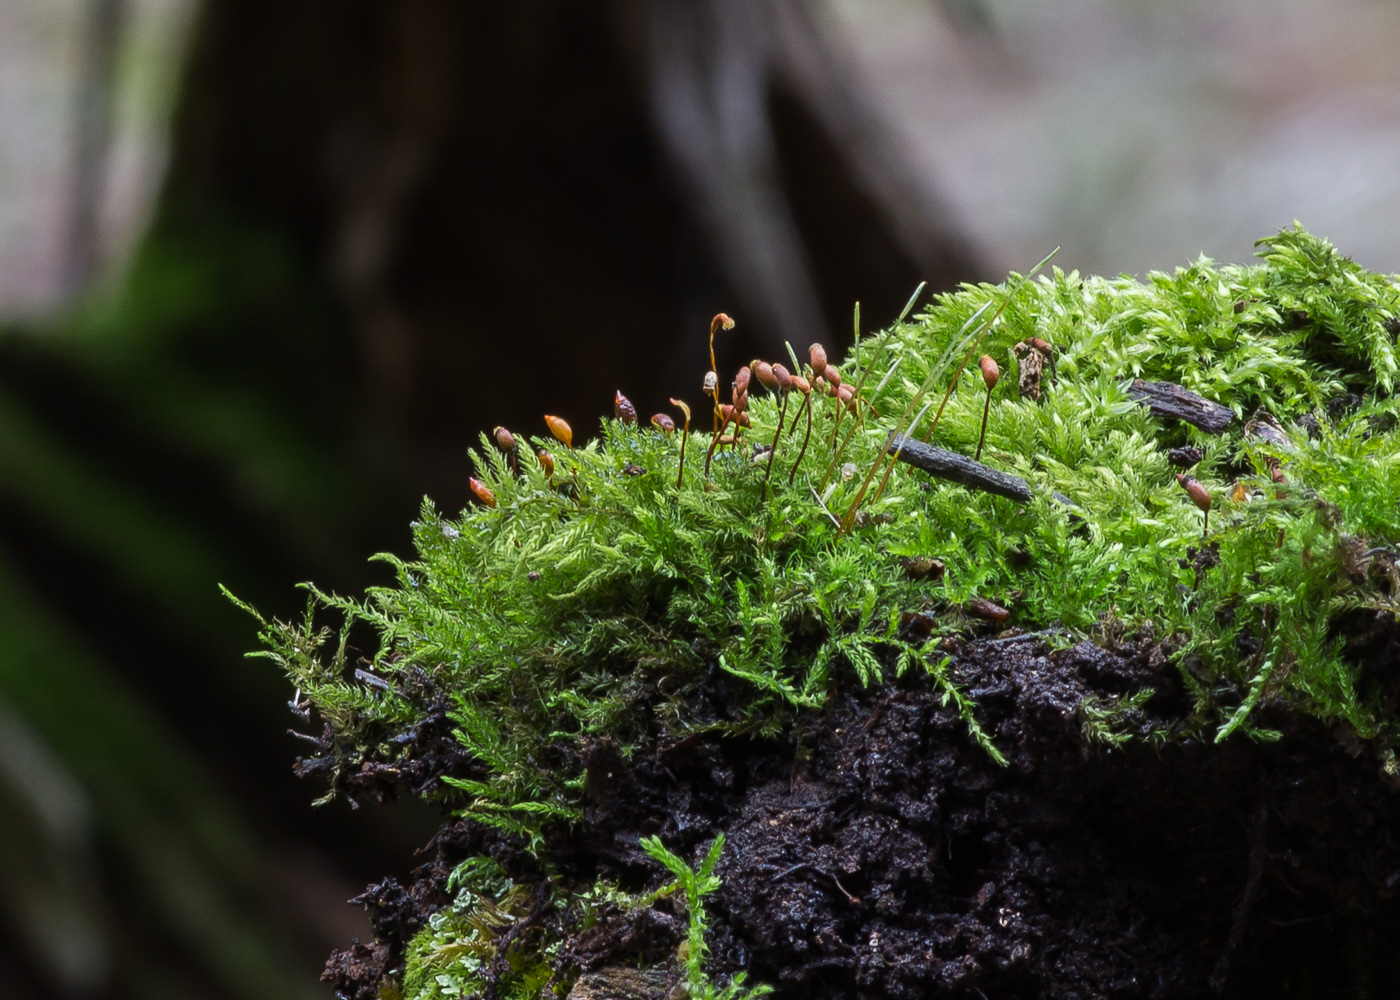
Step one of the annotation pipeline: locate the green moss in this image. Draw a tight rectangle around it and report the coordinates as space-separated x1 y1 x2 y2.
395 840 766 1000
239 224 1400 990
399 858 551 1000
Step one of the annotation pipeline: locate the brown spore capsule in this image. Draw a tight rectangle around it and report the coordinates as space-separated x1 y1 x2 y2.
809 343 828 371
1176 473 1211 513
1177 473 1213 536
733 365 752 397
651 413 676 433
493 426 516 453
468 477 497 508
823 364 842 388
772 363 792 392
964 596 1010 622
790 374 811 395
979 355 1000 390
537 450 555 476
753 361 778 391
614 391 637 425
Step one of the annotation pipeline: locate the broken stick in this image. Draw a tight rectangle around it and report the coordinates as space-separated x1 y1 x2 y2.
887 433 1078 509
887 433 1034 503
1127 379 1234 434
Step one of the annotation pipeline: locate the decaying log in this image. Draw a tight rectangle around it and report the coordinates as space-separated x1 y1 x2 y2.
567 967 669 1000
887 434 1034 503
1127 380 1233 434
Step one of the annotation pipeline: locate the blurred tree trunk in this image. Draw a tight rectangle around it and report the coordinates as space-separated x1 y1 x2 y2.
168 0 984 506
0 2 984 998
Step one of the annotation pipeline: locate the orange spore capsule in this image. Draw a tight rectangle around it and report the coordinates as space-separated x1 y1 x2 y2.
469 477 497 508
979 355 1000 390
544 414 573 449
710 313 735 336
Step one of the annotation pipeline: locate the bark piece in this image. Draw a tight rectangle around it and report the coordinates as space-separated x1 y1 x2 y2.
568 967 669 1000
1013 340 1048 401
1166 446 1203 468
1127 380 1233 434
888 434 1034 503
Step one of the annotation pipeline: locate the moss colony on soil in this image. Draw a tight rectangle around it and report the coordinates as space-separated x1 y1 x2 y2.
239 226 1400 999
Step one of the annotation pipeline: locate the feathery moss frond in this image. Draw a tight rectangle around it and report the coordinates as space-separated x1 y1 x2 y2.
238 225 1400 843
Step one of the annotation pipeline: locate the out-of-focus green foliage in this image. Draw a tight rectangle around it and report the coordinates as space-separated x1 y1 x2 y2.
0 209 390 996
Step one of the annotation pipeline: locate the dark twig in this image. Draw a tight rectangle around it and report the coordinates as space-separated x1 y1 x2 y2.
981 627 1067 646
354 668 391 691
773 863 861 906
887 433 1034 503
1128 379 1234 434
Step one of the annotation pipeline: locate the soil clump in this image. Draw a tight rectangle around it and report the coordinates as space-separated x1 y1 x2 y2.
320 634 1400 999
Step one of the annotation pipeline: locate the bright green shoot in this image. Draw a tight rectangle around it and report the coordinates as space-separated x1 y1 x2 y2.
641 835 772 1000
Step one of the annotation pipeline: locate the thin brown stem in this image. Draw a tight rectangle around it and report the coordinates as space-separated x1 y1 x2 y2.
818 339 890 491
704 413 733 478
760 391 790 502
819 394 880 494
788 393 814 486
670 398 692 489
975 388 992 462
863 399 934 513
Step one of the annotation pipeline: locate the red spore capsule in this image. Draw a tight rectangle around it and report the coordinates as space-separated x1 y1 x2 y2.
614 391 637 425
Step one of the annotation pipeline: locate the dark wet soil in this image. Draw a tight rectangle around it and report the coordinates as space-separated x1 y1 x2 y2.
320 634 1400 1000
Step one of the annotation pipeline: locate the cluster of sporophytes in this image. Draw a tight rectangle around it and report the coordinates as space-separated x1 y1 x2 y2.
236 224 1400 995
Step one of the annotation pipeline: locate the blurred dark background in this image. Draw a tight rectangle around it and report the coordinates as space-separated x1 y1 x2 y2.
2 1 1399 997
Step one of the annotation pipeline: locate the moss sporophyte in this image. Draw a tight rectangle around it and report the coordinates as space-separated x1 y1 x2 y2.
233 225 1400 999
